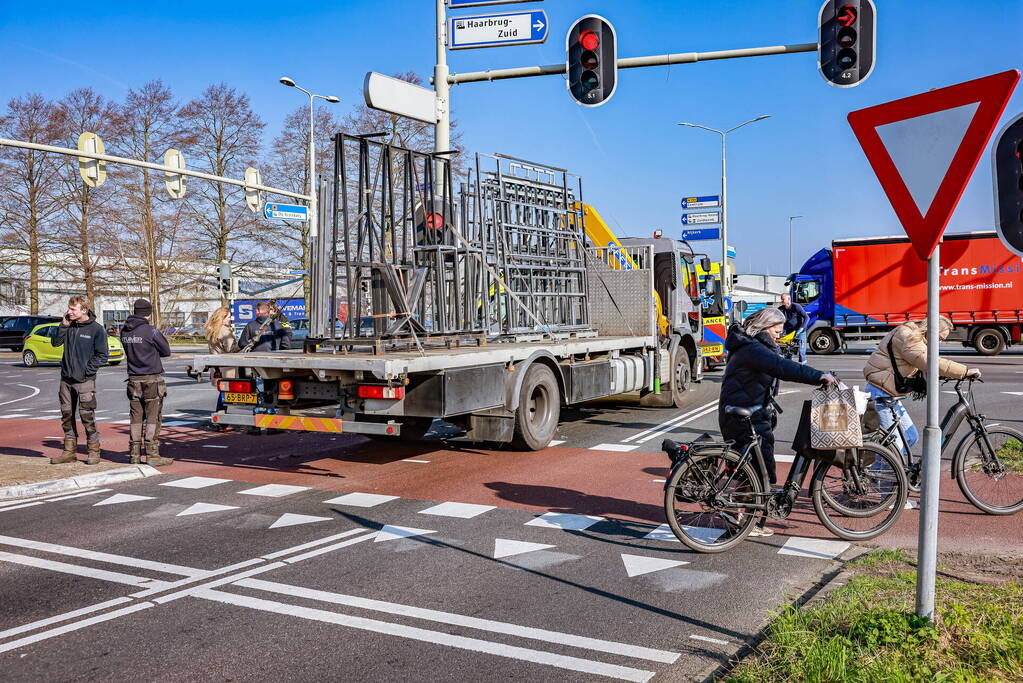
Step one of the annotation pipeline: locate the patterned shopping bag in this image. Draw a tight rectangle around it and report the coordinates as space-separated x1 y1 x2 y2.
810 384 863 449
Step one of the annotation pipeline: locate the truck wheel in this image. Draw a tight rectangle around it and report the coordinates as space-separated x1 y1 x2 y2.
973 328 1005 356
808 329 839 355
671 347 693 408
511 363 560 451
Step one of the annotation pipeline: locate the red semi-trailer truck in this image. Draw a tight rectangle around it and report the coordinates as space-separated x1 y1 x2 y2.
788 231 1023 356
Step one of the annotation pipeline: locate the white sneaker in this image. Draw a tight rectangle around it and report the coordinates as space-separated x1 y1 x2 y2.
748 525 774 537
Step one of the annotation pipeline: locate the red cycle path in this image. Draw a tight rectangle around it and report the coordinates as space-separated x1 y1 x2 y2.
2 417 1018 555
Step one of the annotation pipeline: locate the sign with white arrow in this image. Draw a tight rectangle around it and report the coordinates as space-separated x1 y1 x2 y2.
449 9 548 50
681 211 721 226
680 195 720 209
264 202 309 222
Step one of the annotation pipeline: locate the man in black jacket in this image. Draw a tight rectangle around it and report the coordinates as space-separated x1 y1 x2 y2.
719 308 836 536
120 299 173 466
50 296 108 465
778 293 809 363
238 301 291 352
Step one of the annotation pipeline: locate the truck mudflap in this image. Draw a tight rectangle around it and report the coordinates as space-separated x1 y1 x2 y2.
210 412 400 436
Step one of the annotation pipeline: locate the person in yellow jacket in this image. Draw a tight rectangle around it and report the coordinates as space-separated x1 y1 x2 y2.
863 317 981 454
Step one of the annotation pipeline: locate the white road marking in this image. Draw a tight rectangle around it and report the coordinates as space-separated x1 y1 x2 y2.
689 634 728 646
261 528 369 560
525 512 603 531
493 539 555 559
0 602 154 655
0 384 40 408
202 444 228 449
402 458 431 463
44 489 113 502
777 537 850 560
238 577 680 664
590 443 639 452
282 530 383 563
0 487 102 508
622 400 719 443
1002 391 1023 396
373 525 436 543
0 551 170 588
418 501 495 519
775 454 796 463
323 492 398 508
0 534 203 576
129 558 265 599
621 554 689 578
194 589 659 682
633 404 720 445
549 440 566 447
0 597 132 641
160 476 231 489
0 501 47 512
238 484 309 498
269 513 332 529
642 524 680 542
153 562 288 604
176 502 239 517
652 479 666 483
93 494 155 507
0 414 29 419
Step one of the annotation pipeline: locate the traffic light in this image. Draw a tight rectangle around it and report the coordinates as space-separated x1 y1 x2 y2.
218 261 232 296
818 0 876 88
993 112 1023 258
566 15 617 107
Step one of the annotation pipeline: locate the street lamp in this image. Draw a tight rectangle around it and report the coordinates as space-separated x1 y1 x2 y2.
278 77 340 240
677 115 771 301
788 215 803 275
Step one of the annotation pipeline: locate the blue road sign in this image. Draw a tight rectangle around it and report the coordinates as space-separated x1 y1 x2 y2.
232 298 305 323
449 9 548 49
723 297 733 313
680 195 721 209
448 0 540 7
727 246 737 260
264 202 309 221
680 227 722 241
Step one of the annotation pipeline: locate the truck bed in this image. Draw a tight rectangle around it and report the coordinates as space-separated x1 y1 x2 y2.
191 334 656 380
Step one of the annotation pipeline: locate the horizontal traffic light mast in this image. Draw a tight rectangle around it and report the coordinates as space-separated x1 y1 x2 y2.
445 41 817 85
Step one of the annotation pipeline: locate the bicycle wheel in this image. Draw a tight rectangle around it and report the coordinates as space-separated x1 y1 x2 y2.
663 450 763 553
811 443 908 541
864 435 920 492
954 426 1023 515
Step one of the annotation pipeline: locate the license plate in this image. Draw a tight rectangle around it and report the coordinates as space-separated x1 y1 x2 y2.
225 392 257 404
700 343 724 356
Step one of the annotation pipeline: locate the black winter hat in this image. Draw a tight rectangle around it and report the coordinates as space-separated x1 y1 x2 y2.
133 298 153 316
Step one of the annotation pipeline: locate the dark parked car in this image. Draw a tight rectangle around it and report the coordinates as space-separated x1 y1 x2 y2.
0 315 61 351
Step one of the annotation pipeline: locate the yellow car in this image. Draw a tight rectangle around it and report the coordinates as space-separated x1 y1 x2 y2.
21 322 123 367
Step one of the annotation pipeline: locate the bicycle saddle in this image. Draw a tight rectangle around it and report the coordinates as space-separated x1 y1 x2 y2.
724 405 754 418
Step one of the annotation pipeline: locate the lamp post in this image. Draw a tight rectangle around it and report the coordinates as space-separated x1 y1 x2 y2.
677 115 771 301
278 77 340 240
789 215 803 275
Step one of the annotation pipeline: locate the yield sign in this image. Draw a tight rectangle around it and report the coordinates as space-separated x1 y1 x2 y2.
848 70 1020 259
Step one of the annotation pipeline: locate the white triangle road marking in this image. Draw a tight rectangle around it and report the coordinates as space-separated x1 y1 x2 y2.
1002 391 1023 396
373 525 436 543
176 502 239 517
493 539 556 559
621 553 689 577
93 493 155 507
269 513 333 529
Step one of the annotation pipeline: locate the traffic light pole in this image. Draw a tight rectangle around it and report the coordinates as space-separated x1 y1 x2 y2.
434 0 450 157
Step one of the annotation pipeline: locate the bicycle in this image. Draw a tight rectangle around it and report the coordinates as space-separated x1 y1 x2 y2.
865 377 1023 515
661 404 908 553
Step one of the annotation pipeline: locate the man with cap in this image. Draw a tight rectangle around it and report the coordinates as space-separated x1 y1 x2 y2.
120 299 173 466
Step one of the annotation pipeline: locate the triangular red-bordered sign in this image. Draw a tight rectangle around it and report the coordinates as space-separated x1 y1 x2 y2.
848 70 1019 260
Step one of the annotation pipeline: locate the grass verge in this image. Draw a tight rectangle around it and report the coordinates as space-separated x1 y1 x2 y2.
726 549 1023 682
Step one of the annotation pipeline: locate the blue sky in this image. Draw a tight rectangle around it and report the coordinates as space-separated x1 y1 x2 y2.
3 0 1022 275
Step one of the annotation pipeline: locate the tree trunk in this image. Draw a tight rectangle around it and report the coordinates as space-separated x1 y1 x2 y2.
80 187 95 304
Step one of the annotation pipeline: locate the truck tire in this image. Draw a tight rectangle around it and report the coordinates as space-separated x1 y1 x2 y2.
972 328 1005 356
511 363 560 451
671 346 693 408
808 329 839 355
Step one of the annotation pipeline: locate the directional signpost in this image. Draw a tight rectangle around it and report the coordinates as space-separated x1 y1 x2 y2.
848 69 1020 621
681 227 721 241
680 195 720 209
680 211 720 226
449 9 548 50
448 0 539 7
264 202 310 222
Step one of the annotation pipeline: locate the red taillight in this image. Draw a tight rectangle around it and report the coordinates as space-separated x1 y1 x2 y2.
278 379 295 401
217 380 253 393
357 385 405 400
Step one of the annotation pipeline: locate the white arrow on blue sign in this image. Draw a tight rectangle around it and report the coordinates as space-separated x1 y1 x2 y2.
681 211 721 226
681 227 722 241
264 202 309 221
680 195 720 209
449 9 548 49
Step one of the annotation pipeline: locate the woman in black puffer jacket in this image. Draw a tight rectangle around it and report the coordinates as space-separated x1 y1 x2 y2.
719 308 836 535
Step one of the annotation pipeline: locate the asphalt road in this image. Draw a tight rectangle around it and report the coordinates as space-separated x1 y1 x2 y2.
0 343 1021 681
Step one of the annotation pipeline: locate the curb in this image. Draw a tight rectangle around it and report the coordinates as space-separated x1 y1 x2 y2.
0 464 162 500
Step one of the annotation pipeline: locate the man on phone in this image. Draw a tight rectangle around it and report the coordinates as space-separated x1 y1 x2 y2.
50 295 108 464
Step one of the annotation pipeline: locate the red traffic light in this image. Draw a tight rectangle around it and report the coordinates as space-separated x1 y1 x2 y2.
425 212 444 230
837 4 857 27
579 30 599 51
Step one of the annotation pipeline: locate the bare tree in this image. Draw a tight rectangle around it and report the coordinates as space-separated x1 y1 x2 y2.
178 83 265 300
109 80 194 327
0 93 63 313
53 88 119 305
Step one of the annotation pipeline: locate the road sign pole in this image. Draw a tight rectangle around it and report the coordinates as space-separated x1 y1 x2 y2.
307 92 318 239
916 243 941 619
435 0 450 159
720 130 728 300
